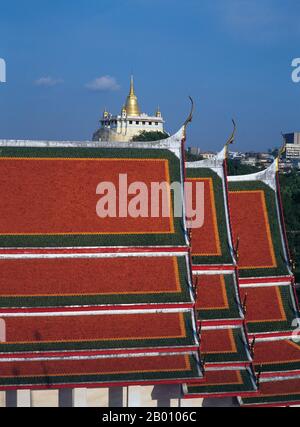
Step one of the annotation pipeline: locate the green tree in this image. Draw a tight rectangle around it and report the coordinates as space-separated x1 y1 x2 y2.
227 159 260 176
279 171 300 284
131 131 170 142
185 152 203 161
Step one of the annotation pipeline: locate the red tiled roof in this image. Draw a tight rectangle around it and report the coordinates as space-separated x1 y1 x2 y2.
254 339 300 374
0 353 202 389
196 274 243 322
0 256 180 297
184 368 257 398
240 285 297 335
200 326 251 365
196 275 229 311
0 311 197 354
0 157 172 235
228 168 300 405
229 190 276 270
184 156 255 399
185 165 234 266
241 286 287 324
0 139 199 389
186 177 221 257
241 376 300 406
0 255 194 311
0 145 187 248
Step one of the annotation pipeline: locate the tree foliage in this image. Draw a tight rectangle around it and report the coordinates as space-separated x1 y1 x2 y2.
131 131 169 142
185 152 203 162
279 171 300 284
227 159 260 176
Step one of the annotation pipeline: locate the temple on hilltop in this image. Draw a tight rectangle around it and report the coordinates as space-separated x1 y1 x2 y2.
0 112 299 407
92 76 165 142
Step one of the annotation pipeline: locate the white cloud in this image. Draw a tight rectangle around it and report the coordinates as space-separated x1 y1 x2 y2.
85 75 120 91
35 76 63 87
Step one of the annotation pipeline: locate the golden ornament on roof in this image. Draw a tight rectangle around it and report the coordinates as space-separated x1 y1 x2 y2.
125 75 141 116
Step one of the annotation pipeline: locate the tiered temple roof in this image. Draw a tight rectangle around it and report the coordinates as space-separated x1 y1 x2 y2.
228 162 291 279
0 128 203 390
186 148 235 268
0 254 194 311
0 354 202 390
0 125 299 406
183 148 257 400
228 161 300 407
0 140 186 248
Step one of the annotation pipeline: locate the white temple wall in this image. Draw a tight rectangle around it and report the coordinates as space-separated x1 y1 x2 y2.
0 391 5 407
96 120 164 142
0 387 241 407
17 390 31 407
31 390 59 407
87 388 109 407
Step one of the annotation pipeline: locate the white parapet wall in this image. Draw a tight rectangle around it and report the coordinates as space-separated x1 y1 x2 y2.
0 387 241 407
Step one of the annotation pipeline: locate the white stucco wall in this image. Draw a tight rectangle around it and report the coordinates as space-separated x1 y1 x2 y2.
0 387 241 407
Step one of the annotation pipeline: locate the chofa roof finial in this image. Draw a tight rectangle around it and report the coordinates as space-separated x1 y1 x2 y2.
225 119 237 147
183 96 195 129
279 132 287 158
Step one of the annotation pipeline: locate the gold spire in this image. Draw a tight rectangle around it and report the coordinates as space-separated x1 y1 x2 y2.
156 106 162 118
125 75 141 116
103 107 109 119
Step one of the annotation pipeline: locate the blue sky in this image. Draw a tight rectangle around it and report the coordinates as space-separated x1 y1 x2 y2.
0 0 300 151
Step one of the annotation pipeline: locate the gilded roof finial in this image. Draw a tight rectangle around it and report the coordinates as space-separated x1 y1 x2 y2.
130 75 135 96
156 105 162 117
125 75 141 116
103 107 109 119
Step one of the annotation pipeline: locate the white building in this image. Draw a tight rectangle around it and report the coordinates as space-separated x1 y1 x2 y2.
93 76 165 142
284 132 300 159
241 157 257 167
201 151 217 160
